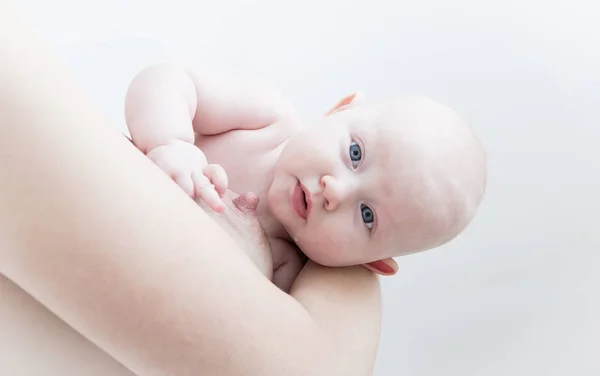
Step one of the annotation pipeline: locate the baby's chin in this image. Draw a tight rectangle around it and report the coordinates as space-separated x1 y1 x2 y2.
294 240 364 268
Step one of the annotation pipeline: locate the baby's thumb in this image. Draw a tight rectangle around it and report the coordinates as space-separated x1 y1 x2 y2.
232 192 259 215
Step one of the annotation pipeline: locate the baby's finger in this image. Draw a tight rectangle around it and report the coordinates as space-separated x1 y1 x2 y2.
191 170 225 212
203 164 228 197
174 174 195 197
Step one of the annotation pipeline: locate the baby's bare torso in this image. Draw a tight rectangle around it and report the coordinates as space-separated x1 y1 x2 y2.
194 126 281 197
194 121 304 287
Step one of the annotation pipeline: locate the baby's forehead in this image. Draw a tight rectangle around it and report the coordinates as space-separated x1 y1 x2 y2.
349 108 416 158
355 98 468 150
347 104 401 141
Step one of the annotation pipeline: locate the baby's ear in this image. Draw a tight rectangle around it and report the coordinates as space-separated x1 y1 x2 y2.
363 258 398 276
325 91 365 115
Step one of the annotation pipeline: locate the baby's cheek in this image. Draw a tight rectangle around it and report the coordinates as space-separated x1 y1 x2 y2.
301 225 356 266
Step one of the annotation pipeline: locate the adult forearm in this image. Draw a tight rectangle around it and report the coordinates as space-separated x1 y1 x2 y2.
290 262 383 375
0 4 382 376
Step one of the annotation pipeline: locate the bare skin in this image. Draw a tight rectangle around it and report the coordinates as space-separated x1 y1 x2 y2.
125 63 488 291
0 4 382 376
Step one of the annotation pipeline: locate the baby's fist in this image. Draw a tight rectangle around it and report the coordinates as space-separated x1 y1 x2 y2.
145 140 228 212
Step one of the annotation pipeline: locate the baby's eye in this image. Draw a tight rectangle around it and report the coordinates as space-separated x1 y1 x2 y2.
361 204 374 230
349 141 362 168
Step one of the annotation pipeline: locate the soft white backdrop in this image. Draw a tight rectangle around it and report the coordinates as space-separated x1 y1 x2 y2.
15 1 600 375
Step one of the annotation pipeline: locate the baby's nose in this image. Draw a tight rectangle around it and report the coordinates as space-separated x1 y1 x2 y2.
320 175 348 211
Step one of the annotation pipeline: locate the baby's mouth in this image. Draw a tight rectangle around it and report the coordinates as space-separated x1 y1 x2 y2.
301 183 313 218
292 181 311 220
302 190 308 210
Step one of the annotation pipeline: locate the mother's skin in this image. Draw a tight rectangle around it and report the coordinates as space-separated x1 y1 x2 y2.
0 3 382 376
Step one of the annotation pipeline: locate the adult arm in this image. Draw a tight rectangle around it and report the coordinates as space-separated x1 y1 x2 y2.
0 4 382 376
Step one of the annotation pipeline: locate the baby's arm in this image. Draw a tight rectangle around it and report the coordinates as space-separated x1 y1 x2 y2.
124 64 197 153
124 63 297 153
125 63 297 208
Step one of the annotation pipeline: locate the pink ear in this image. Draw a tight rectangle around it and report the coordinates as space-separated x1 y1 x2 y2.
325 91 365 115
362 258 398 276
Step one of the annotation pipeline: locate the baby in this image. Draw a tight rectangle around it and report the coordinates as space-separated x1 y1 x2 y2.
125 63 487 291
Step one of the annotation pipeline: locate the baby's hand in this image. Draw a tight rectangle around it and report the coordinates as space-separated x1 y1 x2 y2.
145 140 227 212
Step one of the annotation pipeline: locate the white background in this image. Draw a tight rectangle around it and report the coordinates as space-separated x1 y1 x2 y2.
15 1 600 375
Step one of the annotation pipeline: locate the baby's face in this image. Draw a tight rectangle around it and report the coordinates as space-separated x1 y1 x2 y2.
268 94 486 274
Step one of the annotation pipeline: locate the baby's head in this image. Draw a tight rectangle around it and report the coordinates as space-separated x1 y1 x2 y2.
268 92 487 275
